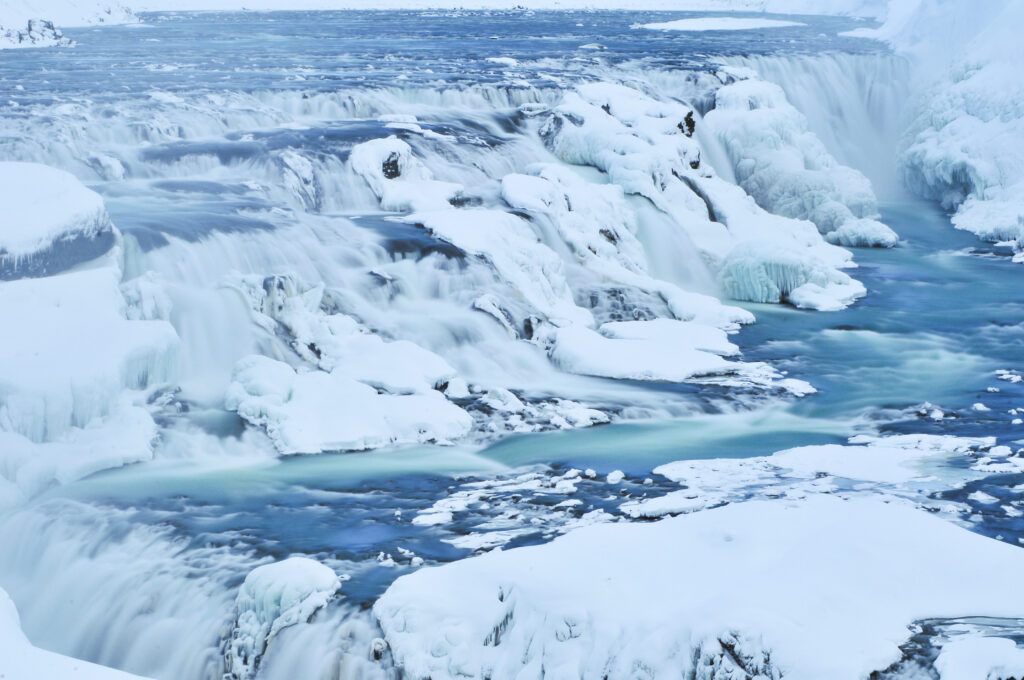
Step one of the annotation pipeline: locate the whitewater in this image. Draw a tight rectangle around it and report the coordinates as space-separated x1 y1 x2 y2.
1 4 1023 679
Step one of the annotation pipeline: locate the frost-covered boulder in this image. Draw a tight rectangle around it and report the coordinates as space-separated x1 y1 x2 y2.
350 136 463 212
0 586 151 679
0 162 115 279
0 19 71 48
706 77 898 248
225 355 472 454
376 495 1024 680
225 557 340 680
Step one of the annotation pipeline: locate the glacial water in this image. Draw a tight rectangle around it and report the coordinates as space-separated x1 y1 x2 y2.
0 10 1022 680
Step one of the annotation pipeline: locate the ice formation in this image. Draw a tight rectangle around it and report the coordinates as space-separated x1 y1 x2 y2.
225 557 340 680
376 495 1024 680
850 0 1024 260
705 75 898 248
639 18 806 31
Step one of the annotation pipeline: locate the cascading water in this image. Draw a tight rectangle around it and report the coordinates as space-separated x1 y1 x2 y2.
1 9 1023 680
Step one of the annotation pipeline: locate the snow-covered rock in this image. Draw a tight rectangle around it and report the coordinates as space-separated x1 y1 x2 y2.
540 82 865 310
225 355 472 454
351 136 463 212
706 77 898 248
0 0 135 49
0 586 151 679
0 162 115 279
376 495 1024 680
225 557 340 680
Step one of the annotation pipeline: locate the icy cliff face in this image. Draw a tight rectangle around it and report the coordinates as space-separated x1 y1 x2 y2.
850 0 1024 260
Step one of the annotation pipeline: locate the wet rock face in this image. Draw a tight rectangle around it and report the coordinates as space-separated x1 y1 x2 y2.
679 111 697 137
0 230 115 281
381 152 402 179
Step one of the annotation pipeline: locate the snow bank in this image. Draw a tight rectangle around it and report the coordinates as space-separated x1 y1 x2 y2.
935 636 1024 680
540 82 865 311
376 495 1024 680
0 0 135 49
849 0 1024 260
225 557 340 680
0 162 115 278
0 587 151 679
225 355 472 454
640 18 805 31
705 77 897 248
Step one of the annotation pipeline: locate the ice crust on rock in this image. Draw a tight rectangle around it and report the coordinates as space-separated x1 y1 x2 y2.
376 495 1024 680
225 557 340 680
225 355 472 454
539 81 866 311
0 162 115 278
0 586 152 679
705 77 898 248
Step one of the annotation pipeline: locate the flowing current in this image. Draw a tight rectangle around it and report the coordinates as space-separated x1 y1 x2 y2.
0 10 1022 680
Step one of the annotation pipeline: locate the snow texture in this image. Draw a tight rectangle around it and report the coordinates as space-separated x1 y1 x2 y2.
0 1 135 49
935 636 1024 680
225 355 472 454
376 495 1024 680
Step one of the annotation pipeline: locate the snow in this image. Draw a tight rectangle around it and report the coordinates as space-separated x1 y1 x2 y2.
0 587 151 679
705 77 898 248
225 557 340 680
541 82 865 311
848 0 1024 260
0 162 113 269
639 18 806 31
0 1 135 49
376 495 1024 680
225 355 473 454
0 263 178 444
935 636 1024 680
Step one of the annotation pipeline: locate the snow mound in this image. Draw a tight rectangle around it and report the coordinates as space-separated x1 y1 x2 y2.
0 162 115 278
640 18 806 31
0 586 151 679
225 355 472 454
705 78 897 248
935 636 1024 680
225 557 340 680
376 495 1024 680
